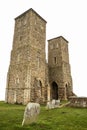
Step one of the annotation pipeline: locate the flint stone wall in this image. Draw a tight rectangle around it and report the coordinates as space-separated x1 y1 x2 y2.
6 8 74 105
69 97 87 107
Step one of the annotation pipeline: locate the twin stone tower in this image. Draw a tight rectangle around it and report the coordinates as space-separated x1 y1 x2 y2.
5 8 74 105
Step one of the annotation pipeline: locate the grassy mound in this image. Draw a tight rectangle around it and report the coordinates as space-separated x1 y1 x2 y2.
0 101 87 130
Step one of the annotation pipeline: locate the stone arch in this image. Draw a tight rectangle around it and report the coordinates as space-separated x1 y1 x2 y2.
51 81 58 100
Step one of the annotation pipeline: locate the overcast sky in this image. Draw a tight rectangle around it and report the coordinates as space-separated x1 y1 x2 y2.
0 0 87 100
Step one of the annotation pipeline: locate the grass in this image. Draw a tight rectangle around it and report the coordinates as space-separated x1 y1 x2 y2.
0 101 87 130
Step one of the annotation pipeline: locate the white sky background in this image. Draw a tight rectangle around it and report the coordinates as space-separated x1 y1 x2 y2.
0 0 87 100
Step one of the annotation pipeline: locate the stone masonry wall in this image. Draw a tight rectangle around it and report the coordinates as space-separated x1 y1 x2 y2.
69 97 87 107
48 36 73 100
6 8 74 105
6 9 47 104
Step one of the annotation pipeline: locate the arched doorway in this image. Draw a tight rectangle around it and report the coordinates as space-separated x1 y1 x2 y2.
52 82 58 100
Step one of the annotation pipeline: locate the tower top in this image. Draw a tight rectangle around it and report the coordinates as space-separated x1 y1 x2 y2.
15 8 47 23
48 36 68 43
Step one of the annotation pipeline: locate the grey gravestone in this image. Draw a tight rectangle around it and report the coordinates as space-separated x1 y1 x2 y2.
22 102 40 126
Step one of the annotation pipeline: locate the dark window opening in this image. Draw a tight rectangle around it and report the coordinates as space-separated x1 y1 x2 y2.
54 57 57 64
38 80 42 97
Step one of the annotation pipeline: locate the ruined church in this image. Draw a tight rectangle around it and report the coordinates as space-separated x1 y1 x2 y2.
6 8 74 105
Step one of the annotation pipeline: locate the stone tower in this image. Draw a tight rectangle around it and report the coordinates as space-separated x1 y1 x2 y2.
6 8 47 104
48 36 73 100
6 8 75 105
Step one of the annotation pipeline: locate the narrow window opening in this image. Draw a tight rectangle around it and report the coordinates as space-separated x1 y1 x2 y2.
38 80 42 97
54 57 57 64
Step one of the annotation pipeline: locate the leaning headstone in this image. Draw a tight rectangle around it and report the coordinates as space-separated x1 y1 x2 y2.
55 99 60 107
46 99 60 109
46 100 56 109
51 100 56 108
22 102 40 126
46 101 52 109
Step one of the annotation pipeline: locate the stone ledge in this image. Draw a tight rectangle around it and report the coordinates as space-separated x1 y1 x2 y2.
69 97 87 107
